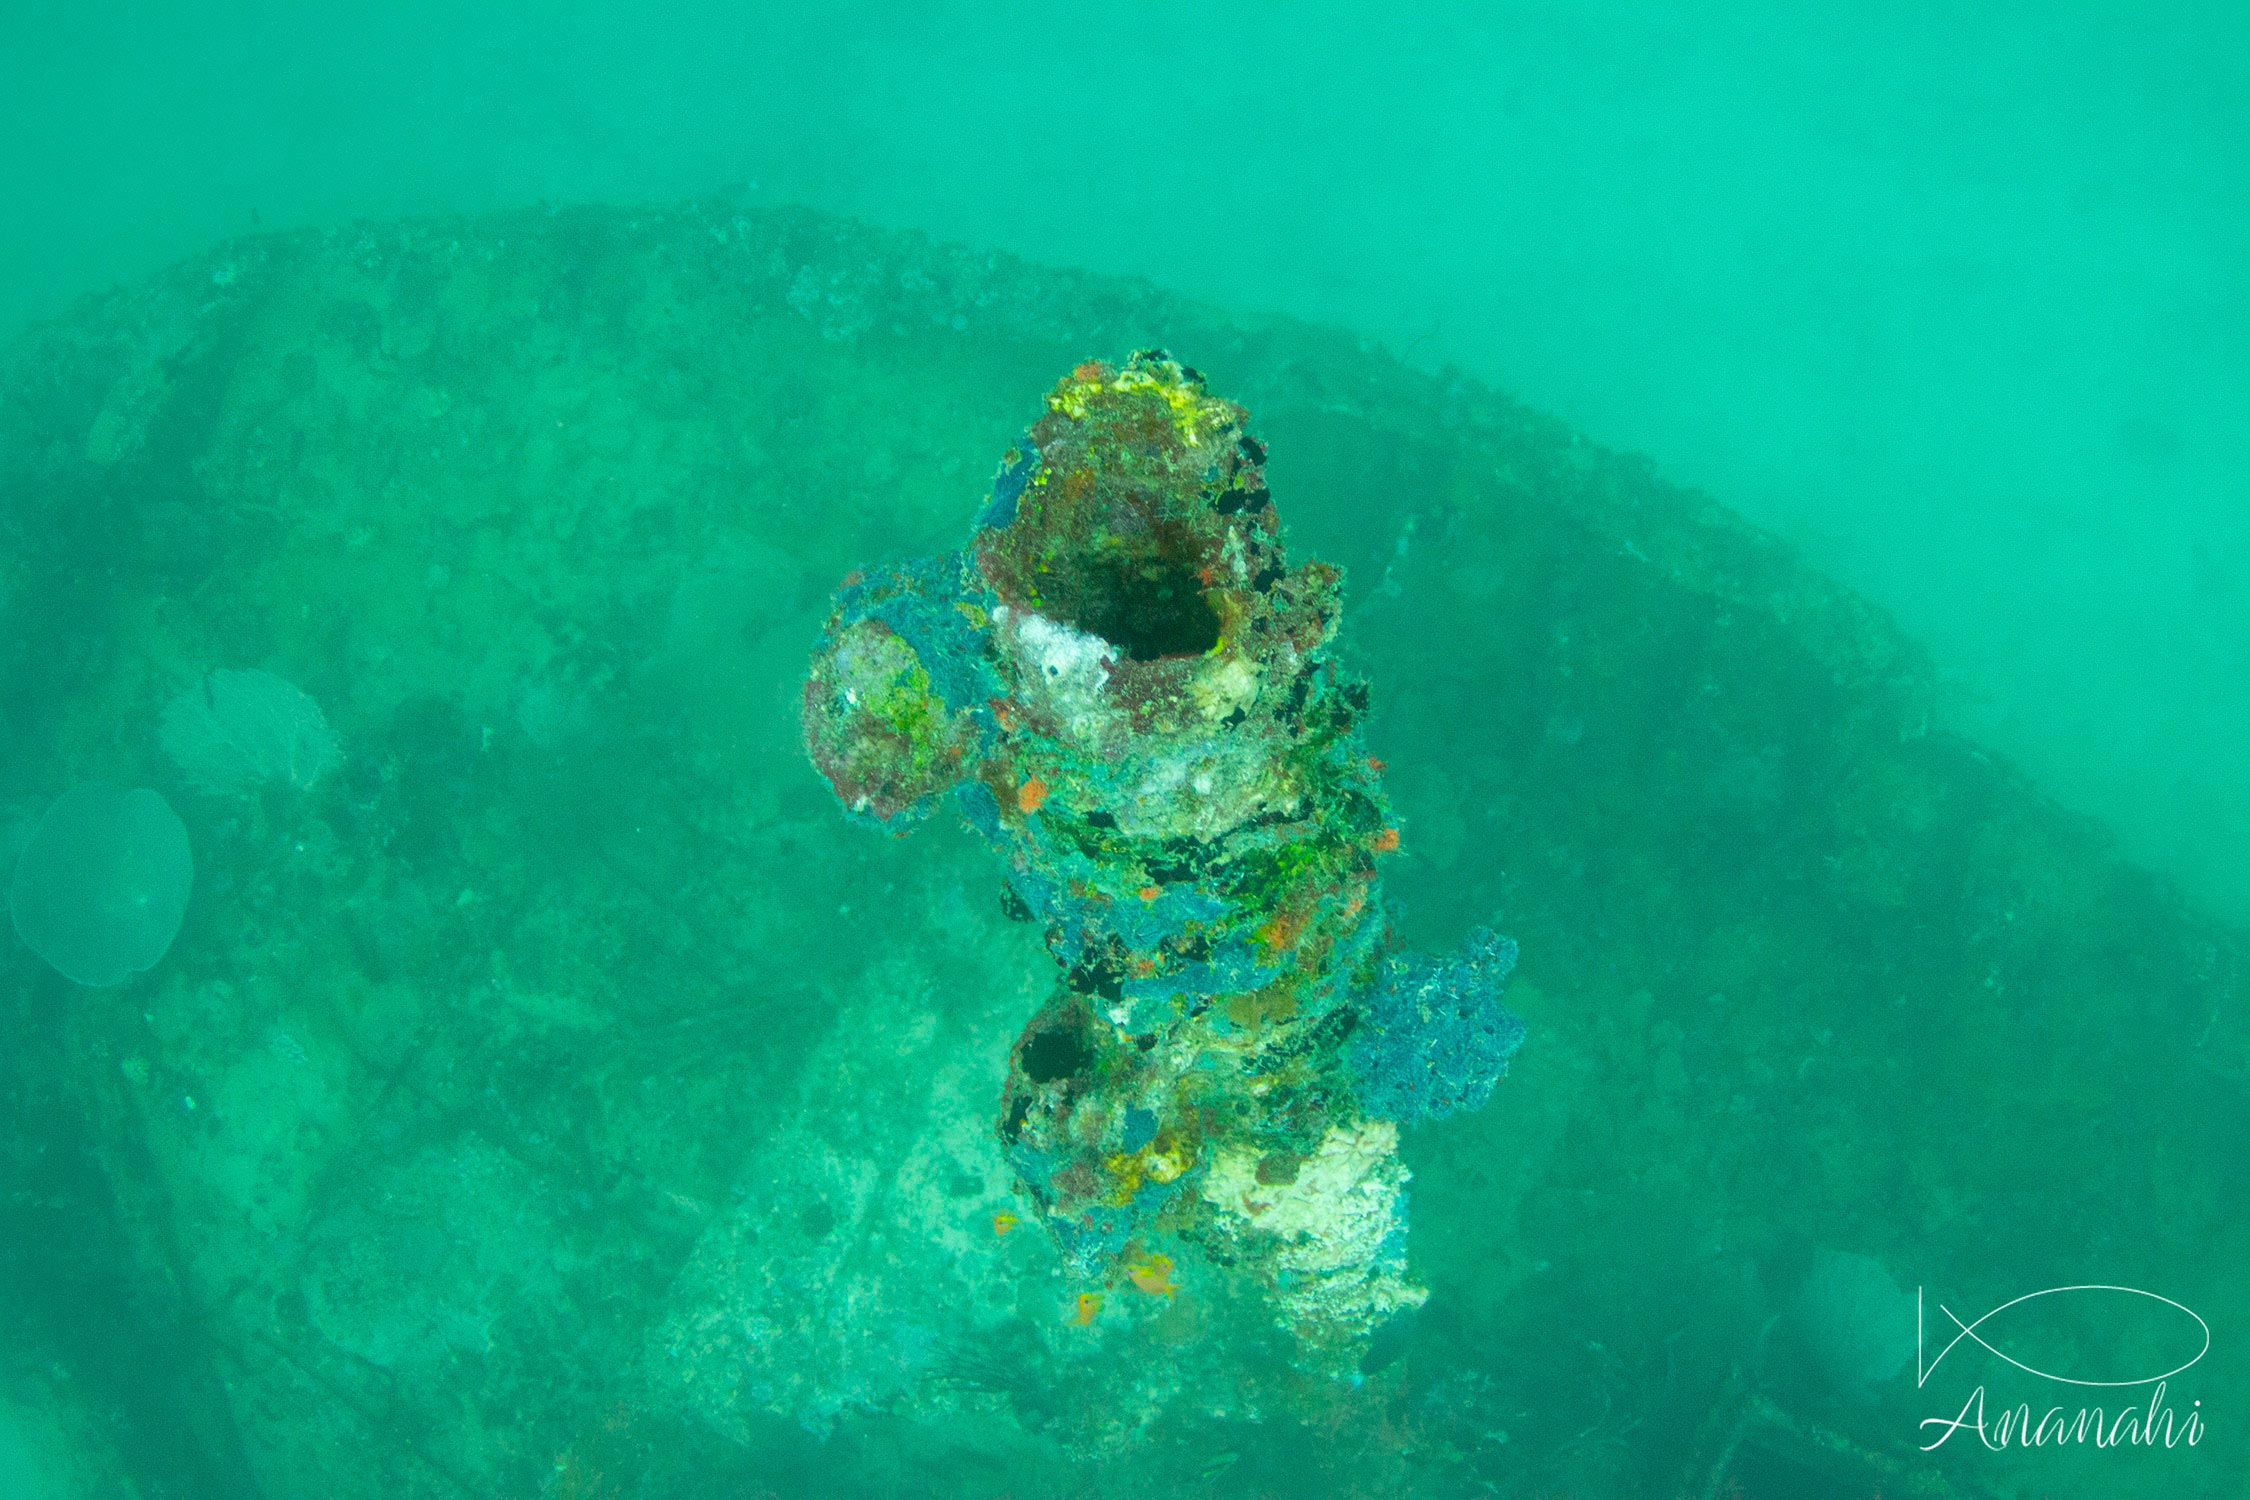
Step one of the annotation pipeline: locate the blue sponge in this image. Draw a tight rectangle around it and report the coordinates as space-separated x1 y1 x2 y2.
1349 929 1525 1123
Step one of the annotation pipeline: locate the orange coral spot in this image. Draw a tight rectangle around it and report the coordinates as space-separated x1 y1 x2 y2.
1256 909 1307 952
1138 884 1162 902
1072 360 1108 383
992 1211 1019 1237
1366 756 1387 773
1017 776 1050 814
1371 827 1401 853
1070 1291 1104 1326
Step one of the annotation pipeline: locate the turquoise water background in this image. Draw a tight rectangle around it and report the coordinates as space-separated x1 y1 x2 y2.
3 8 2247 1500
5 1 2246 922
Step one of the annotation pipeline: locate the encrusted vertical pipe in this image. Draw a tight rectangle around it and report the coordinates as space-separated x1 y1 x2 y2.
803 352 1525 1369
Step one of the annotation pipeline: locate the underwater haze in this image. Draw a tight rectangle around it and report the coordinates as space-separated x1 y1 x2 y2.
1 5 2246 1499
5 1 2247 924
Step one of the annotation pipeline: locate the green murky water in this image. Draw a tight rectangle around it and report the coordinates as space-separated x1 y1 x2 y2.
3 14 2245 1500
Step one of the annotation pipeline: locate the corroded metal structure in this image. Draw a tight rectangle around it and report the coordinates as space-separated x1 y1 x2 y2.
803 352 1524 1366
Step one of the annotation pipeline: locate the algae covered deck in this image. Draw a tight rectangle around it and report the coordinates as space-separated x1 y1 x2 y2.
0 200 2241 1498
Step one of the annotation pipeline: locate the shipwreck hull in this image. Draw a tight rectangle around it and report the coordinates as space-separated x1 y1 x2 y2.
0 201 2241 1499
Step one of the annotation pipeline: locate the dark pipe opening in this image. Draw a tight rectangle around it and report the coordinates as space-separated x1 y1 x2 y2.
1020 1024 1094 1084
1062 551 1220 661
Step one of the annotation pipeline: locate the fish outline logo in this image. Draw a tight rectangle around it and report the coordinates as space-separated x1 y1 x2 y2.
1917 1284 2209 1389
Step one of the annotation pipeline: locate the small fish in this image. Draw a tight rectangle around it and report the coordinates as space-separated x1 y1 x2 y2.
1199 1451 1240 1481
1017 775 1050 814
1126 1253 1177 1298
991 1211 1019 1237
1069 1291 1104 1326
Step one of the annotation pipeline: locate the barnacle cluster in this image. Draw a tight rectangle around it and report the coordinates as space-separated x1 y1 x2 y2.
803 352 1525 1368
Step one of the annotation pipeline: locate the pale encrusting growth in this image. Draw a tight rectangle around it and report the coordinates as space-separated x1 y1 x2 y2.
1199 1121 1427 1349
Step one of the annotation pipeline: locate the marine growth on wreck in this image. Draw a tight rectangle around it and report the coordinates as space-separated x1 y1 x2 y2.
803 351 1526 1369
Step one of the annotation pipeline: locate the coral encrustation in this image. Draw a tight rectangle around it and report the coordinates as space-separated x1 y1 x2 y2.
802 352 1525 1367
